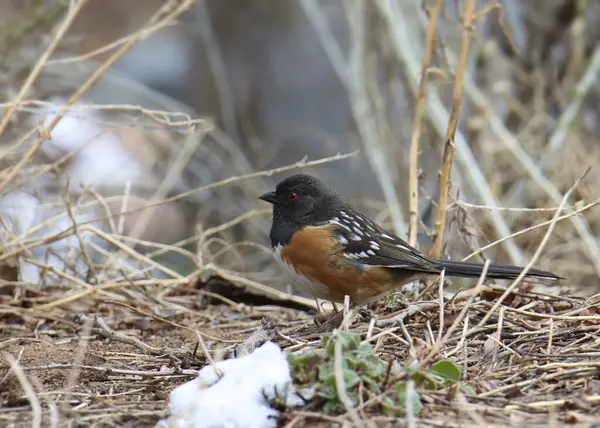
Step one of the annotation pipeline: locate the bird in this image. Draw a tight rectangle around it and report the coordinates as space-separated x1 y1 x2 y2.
259 174 562 304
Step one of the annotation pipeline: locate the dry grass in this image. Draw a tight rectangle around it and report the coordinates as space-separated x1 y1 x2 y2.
2 280 600 427
1 1 600 427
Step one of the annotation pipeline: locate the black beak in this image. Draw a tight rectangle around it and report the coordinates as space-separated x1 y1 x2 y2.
259 190 277 204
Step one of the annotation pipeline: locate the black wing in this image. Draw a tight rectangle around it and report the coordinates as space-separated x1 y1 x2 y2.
326 208 441 274
326 208 561 282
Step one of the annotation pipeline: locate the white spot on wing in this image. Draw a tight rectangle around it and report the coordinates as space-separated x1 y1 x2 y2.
367 249 376 256
329 219 351 231
370 241 380 250
339 235 348 245
353 227 363 236
381 233 394 240
350 233 361 241
359 251 368 258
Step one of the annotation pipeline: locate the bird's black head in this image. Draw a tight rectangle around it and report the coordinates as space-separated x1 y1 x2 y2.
259 174 345 246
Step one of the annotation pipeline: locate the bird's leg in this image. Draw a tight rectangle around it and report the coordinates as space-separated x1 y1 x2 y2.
313 298 343 326
314 303 357 333
314 298 323 315
311 300 350 331
313 298 326 326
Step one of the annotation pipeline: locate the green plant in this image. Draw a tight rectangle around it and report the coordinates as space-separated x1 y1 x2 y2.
288 330 465 416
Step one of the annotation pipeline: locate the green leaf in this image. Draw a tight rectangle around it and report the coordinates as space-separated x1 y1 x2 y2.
396 382 423 414
461 384 477 396
431 360 461 384
288 350 320 369
345 354 362 368
336 330 361 351
357 343 374 357
381 396 403 416
322 335 335 357
361 375 379 389
409 370 429 388
420 370 445 389
323 399 344 414
364 361 386 380
318 364 336 387
343 368 361 389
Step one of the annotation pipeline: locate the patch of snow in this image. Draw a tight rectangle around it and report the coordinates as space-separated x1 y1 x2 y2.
30 98 142 193
0 190 103 285
157 341 310 428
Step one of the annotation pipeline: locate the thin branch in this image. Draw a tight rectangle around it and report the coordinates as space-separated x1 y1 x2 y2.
429 0 476 259
545 41 600 155
462 196 600 261
408 0 443 247
4 353 42 428
475 167 590 328
0 151 358 261
376 0 523 263
453 49 600 272
0 0 87 137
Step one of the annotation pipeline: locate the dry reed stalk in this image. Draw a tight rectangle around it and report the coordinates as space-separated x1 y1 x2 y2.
429 0 476 259
407 0 443 247
474 167 590 329
0 0 87 138
0 0 194 197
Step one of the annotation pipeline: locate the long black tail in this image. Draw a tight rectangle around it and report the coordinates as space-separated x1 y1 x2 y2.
434 260 562 281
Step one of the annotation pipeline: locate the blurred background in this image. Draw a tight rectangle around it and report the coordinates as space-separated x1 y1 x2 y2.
0 0 599 301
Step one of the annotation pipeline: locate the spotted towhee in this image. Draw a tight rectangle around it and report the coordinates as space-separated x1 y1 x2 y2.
259 174 561 304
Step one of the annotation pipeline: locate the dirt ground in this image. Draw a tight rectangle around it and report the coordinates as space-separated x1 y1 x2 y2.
1 278 600 427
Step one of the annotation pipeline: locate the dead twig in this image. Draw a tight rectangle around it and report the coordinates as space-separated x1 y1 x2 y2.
3 353 42 428
430 0 476 259
408 0 443 247
476 167 590 328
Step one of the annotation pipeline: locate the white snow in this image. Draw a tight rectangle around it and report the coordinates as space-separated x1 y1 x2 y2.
156 341 309 428
0 191 101 285
30 98 142 193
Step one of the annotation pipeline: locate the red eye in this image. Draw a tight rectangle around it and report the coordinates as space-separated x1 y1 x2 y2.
288 192 297 201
